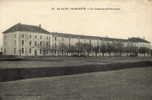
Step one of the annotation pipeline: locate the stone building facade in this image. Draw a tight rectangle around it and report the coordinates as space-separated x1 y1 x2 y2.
2 23 151 56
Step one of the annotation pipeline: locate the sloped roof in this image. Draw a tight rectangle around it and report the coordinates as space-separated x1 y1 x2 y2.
49 32 102 40
128 37 150 43
3 23 150 43
49 32 129 42
2 23 126 41
3 23 50 34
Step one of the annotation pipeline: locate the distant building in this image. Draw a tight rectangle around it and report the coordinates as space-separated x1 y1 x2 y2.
2 23 151 56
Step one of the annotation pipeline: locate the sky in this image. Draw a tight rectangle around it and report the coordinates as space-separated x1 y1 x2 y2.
0 0 152 47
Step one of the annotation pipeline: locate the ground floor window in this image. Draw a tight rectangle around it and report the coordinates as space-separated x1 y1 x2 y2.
46 50 48 54
14 48 16 54
29 48 31 54
34 50 37 56
40 49 42 54
22 48 24 54
4 48 6 53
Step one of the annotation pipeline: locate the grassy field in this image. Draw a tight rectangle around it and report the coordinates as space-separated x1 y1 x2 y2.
0 57 152 100
0 67 152 100
0 56 152 69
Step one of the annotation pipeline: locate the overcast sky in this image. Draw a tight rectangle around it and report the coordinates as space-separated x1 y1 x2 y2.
0 0 152 47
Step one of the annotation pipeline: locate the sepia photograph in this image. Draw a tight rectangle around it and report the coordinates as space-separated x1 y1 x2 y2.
0 0 152 100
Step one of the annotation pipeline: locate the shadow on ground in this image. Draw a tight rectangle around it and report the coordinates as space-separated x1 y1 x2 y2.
0 61 152 82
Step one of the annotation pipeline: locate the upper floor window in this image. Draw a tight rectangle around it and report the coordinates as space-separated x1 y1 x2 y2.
40 41 42 47
22 40 24 46
40 36 42 39
4 35 7 39
35 41 37 46
46 42 49 46
47 36 49 40
14 34 16 38
29 41 32 46
29 35 32 38
35 35 37 39
40 49 42 54
22 34 24 38
14 40 16 46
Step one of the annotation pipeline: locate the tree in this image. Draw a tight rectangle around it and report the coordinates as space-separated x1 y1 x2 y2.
116 42 124 56
92 46 100 57
106 42 114 56
139 47 150 56
83 43 92 56
100 43 107 56
58 43 68 56
125 43 138 56
39 41 51 56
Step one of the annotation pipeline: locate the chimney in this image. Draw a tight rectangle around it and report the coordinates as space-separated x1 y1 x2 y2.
39 24 41 28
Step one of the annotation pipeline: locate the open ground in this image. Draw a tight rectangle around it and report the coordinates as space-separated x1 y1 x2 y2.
0 56 152 100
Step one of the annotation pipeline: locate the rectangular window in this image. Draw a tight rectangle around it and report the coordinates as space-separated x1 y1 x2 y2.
46 50 48 54
14 34 16 38
22 48 24 54
40 41 42 47
4 48 6 53
29 48 31 54
22 40 24 46
46 42 49 46
14 48 16 54
29 41 32 46
14 40 16 46
40 49 42 54
22 34 24 38
35 41 37 46
40 36 42 39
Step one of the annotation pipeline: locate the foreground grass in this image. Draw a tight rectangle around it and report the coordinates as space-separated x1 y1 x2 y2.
1 67 152 100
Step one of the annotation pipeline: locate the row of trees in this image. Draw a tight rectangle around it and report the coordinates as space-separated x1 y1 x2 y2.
40 41 151 57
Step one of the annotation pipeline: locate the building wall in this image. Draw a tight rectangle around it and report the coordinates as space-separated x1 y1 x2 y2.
3 31 151 56
3 32 17 55
17 31 53 56
3 31 53 56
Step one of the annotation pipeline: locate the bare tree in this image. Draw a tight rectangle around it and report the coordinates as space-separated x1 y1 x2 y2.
106 42 114 56
100 43 107 57
139 47 150 56
58 43 68 56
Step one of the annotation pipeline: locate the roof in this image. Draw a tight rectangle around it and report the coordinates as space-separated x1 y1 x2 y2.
2 23 127 41
3 23 150 43
49 32 102 40
3 23 50 34
128 37 150 43
50 32 129 42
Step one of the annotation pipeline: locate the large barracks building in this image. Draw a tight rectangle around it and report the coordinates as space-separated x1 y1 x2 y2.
2 23 151 56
